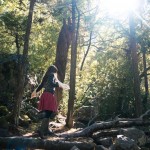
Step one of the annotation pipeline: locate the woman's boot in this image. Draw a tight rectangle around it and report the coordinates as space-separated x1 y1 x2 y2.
38 118 49 138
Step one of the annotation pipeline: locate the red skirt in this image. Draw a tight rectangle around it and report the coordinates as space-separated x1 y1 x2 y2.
38 92 57 112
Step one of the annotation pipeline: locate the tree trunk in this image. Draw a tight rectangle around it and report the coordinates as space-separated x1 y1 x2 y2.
13 0 36 126
55 18 72 104
142 48 149 110
129 11 142 117
0 137 95 150
66 0 77 128
15 30 20 56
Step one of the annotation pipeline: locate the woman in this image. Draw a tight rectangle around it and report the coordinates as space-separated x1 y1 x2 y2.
31 65 60 138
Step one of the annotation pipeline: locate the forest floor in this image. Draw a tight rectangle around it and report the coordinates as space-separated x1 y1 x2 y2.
2 118 93 150
11 114 79 139
2 111 150 149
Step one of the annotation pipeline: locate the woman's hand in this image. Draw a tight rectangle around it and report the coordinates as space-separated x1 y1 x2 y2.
54 73 59 82
31 90 37 99
58 81 70 90
54 73 70 90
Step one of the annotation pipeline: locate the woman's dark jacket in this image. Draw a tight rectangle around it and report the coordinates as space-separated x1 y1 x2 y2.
36 73 59 94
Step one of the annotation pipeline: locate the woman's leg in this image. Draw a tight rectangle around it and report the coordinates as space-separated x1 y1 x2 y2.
39 118 49 134
45 110 54 135
38 110 53 137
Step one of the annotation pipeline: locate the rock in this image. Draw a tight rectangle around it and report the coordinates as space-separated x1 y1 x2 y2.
73 122 86 128
95 137 113 148
70 146 80 150
19 117 30 128
140 147 149 150
114 135 141 150
75 106 96 124
0 128 9 137
119 127 147 146
0 116 9 129
95 145 108 150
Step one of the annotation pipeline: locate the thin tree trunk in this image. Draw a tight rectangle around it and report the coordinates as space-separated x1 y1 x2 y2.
15 31 20 56
13 0 36 126
142 48 149 110
66 0 76 128
140 66 150 78
129 11 142 117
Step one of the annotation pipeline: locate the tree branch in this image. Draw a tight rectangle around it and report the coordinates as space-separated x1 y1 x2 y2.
80 31 92 70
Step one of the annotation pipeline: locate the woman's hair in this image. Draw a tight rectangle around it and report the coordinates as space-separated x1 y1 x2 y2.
47 65 58 74
36 65 58 92
43 65 58 81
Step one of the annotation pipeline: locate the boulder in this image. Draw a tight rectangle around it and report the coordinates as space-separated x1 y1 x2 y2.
95 145 108 150
95 137 113 148
0 116 9 129
0 128 9 137
70 146 80 150
119 127 147 146
114 135 141 150
75 106 96 124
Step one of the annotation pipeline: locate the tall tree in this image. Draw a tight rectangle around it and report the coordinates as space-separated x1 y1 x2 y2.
13 0 36 125
55 18 72 104
129 11 142 117
138 0 149 111
66 0 77 128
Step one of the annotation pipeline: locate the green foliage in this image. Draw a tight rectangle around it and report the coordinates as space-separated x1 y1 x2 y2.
76 47 135 120
0 105 9 116
0 0 61 75
0 11 27 53
0 11 27 31
50 0 72 22
95 49 135 119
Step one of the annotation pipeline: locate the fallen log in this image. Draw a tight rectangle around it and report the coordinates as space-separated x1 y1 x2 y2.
92 128 150 139
59 110 150 138
0 137 97 150
1 110 150 150
92 129 119 139
60 119 119 137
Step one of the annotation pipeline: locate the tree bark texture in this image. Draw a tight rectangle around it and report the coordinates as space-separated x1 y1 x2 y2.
13 0 36 126
55 18 72 82
66 0 77 128
129 11 142 117
55 18 72 103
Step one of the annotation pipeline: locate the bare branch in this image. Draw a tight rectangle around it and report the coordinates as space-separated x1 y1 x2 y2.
80 31 93 70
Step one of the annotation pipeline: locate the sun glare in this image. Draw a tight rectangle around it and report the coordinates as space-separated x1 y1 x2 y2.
103 0 138 13
93 0 140 18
